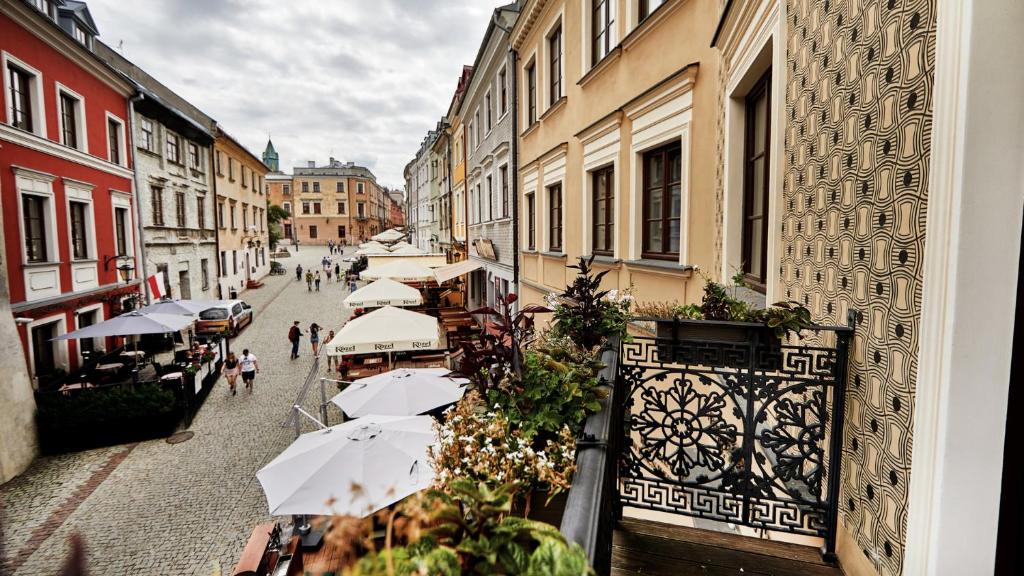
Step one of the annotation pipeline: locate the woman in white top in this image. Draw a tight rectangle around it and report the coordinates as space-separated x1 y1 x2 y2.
239 349 259 393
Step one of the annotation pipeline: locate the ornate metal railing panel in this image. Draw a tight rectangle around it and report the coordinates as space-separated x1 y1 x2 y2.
617 318 852 557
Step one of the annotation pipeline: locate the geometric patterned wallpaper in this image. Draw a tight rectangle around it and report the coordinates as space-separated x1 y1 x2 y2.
781 1 935 574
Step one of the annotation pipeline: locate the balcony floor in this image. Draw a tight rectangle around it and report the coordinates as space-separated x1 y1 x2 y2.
611 518 844 576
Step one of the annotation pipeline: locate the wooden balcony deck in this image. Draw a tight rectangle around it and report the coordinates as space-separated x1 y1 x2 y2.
611 518 844 576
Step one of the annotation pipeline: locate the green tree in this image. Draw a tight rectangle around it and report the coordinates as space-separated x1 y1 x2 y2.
267 204 289 249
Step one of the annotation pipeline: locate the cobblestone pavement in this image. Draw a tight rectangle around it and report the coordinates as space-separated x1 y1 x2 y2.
1 246 358 576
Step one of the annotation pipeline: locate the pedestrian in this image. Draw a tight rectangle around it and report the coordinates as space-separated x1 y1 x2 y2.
324 330 336 369
305 270 314 291
334 262 341 281
326 268 333 282
239 348 259 393
349 277 357 292
288 320 303 359
310 322 322 356
222 352 240 395
315 271 322 291
295 264 303 281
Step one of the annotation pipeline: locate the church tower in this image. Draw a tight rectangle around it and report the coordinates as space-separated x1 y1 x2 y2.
262 139 280 172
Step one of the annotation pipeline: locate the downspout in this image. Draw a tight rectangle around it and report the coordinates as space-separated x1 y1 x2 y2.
127 93 152 304
446 127 454 260
492 12 521 299
209 130 222 298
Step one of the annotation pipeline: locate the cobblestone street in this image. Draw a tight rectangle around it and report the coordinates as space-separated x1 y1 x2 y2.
1 246 355 576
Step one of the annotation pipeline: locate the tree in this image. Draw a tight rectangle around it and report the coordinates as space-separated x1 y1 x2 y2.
267 204 289 249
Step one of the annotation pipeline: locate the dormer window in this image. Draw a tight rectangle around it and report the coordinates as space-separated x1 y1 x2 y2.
29 0 57 20
73 24 89 47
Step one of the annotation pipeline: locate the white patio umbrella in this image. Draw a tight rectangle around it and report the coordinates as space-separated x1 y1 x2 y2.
388 244 426 256
138 299 225 316
331 368 468 418
343 278 423 308
356 245 392 256
256 415 435 516
326 306 439 356
52 311 194 340
359 241 387 249
372 229 405 243
361 260 435 282
388 241 413 250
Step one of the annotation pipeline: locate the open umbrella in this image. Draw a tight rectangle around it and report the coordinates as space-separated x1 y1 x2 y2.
359 241 387 249
52 311 194 340
256 415 435 516
356 245 392 256
361 260 435 282
326 306 439 356
372 229 405 243
331 368 468 418
388 244 426 256
138 299 225 316
343 278 423 308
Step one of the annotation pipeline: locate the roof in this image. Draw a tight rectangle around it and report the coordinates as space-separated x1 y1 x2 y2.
264 139 278 156
59 0 98 35
456 2 521 117
215 127 268 169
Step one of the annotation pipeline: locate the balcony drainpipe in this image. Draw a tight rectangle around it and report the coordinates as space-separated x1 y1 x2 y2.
127 93 152 305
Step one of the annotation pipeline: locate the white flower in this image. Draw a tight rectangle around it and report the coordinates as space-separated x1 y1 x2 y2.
607 289 618 301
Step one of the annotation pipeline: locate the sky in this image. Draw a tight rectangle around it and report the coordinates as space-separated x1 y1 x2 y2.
87 0 496 189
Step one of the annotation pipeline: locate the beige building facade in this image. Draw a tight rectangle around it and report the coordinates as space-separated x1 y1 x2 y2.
213 128 270 299
512 0 723 313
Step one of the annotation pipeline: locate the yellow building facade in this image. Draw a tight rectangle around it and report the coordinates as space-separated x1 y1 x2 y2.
512 0 723 312
213 128 270 298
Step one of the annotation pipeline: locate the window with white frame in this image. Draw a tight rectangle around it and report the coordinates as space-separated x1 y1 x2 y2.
22 193 50 262
500 165 509 218
165 132 181 164
525 59 537 125
106 114 125 165
548 23 563 105
188 142 201 170
525 192 536 250
591 0 616 66
5 55 45 136
485 90 493 132
487 175 494 221
140 118 154 151
57 88 85 151
498 66 508 116
68 200 90 259
548 183 563 252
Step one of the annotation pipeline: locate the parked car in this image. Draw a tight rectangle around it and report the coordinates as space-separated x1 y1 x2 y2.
196 300 253 337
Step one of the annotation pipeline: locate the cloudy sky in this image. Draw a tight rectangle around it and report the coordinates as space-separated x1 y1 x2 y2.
87 0 496 189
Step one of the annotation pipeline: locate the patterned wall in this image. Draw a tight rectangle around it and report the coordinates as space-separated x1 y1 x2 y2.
781 0 935 574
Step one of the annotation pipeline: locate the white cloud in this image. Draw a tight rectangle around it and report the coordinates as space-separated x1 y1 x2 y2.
88 0 496 187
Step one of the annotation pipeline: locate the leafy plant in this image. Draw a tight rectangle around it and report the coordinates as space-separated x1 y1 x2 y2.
457 293 550 392
266 204 290 249
550 256 630 349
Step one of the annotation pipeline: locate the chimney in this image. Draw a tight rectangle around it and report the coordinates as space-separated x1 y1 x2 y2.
307 161 315 168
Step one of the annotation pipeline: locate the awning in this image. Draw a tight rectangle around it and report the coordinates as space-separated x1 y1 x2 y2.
433 259 484 284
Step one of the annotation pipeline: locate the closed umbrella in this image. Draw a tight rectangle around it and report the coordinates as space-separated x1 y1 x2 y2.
343 278 422 308
331 368 468 418
256 415 435 516
361 260 435 282
326 306 438 356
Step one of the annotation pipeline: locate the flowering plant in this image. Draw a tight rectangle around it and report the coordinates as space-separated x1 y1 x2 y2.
430 392 576 497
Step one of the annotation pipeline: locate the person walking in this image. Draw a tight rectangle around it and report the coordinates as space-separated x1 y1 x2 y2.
334 262 341 281
326 267 333 282
310 322 322 356
222 352 240 395
314 271 322 291
349 276 357 293
295 264 303 281
288 320 303 359
305 270 314 291
324 330 336 369
239 349 259 393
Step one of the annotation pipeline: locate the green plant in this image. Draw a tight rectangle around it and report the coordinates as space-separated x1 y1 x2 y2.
550 256 631 349
459 293 551 392
267 204 290 249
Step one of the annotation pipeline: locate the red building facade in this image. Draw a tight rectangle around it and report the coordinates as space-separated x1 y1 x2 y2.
1 1 139 387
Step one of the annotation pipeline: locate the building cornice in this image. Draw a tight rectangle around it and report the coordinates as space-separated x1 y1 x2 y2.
511 0 551 52
2 125 134 179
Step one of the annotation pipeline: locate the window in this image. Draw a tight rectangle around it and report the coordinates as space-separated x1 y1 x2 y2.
313 202 322 215
499 67 508 115
487 176 494 221
548 184 563 252
77 309 97 356
69 201 88 259
283 184 291 195
201 259 210 291
526 192 536 250
242 166 249 187
526 61 537 125
475 111 481 145
59 93 79 149
73 24 88 46
232 250 237 274
592 0 614 65
467 120 475 149
230 204 236 228
175 191 186 228
108 118 123 164
549 25 562 104
242 203 248 230
115 207 128 255
639 0 666 21
216 151 223 175
302 201 310 215
7 64 33 132
592 166 614 255
282 201 291 214
31 322 57 379
140 118 154 151
228 157 235 181
642 142 682 258
313 181 320 193
22 194 47 262
188 142 200 170
309 225 318 239
152 186 165 226
337 201 346 214
218 202 225 229
742 70 772 287
358 182 365 194
485 91 492 131
500 165 509 217
165 133 180 164
338 225 346 238
357 203 365 217
197 197 206 229
220 251 227 276
336 181 344 193
302 181 309 193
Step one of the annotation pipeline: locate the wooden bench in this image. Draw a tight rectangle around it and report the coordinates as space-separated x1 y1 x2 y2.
233 522 276 576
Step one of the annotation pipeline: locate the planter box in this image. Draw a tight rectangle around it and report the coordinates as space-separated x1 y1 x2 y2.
514 490 569 527
654 319 782 370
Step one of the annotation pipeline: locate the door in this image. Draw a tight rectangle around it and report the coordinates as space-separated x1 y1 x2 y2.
31 322 57 383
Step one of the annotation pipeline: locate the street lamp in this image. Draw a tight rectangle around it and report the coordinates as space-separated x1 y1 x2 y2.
104 254 135 283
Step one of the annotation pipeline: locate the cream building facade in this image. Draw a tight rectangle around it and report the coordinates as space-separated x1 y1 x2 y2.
214 128 269 299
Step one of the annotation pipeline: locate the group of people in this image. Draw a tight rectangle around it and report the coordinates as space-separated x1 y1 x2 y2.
287 320 333 360
326 239 344 255
221 348 259 395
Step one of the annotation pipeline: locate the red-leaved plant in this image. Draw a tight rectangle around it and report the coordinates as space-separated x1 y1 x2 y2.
456 293 550 393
